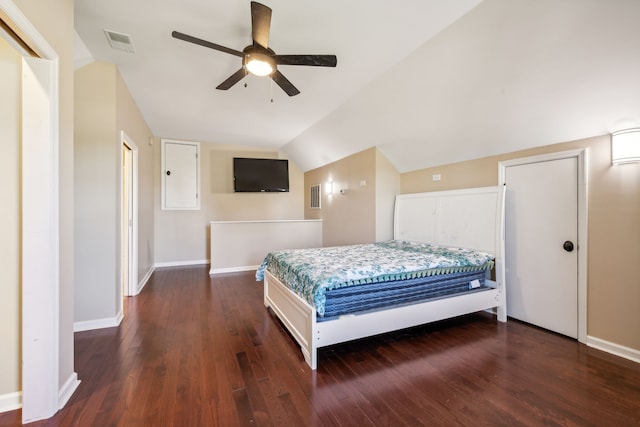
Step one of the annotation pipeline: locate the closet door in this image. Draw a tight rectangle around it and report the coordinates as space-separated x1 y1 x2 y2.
161 139 200 210
504 157 578 338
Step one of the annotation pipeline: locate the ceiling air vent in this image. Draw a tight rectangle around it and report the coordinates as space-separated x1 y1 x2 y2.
104 29 136 53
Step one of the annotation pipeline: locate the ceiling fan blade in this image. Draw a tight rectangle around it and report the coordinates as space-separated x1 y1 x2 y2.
216 69 248 90
271 70 300 96
172 31 244 58
274 54 337 67
251 1 272 49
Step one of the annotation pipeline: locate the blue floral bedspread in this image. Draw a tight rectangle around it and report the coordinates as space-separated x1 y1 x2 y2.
256 240 494 316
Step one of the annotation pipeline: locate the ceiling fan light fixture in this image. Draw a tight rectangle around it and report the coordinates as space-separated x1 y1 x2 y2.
245 52 274 76
172 2 336 96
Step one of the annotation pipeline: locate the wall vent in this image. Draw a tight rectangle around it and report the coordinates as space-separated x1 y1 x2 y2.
104 29 136 53
310 184 321 209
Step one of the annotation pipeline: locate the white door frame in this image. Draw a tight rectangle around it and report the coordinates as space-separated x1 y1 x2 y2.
121 131 139 297
498 149 588 343
0 0 66 422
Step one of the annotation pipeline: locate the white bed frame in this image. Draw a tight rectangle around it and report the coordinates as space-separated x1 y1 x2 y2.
263 186 507 370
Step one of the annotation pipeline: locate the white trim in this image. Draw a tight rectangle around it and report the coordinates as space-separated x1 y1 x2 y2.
210 265 259 275
136 266 155 294
587 336 640 364
121 132 139 297
498 148 588 344
22 52 60 423
57 373 80 410
154 259 210 268
0 0 57 59
0 392 21 413
73 312 123 332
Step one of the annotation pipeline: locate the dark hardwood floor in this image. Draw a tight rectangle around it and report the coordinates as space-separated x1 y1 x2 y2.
3 266 639 426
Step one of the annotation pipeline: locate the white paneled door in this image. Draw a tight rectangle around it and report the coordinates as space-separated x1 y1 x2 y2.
161 139 200 210
504 157 579 338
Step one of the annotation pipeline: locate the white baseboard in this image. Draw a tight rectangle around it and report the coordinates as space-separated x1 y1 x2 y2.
209 265 259 275
58 372 80 409
135 265 155 295
74 312 123 332
0 374 81 414
0 391 21 414
154 259 209 268
587 335 640 364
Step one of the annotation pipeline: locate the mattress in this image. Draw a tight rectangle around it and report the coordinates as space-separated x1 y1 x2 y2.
256 240 494 317
320 269 490 321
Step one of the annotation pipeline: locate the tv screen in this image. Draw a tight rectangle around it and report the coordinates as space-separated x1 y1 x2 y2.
233 157 289 192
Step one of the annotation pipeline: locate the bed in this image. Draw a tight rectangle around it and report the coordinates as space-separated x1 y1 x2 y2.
257 186 506 370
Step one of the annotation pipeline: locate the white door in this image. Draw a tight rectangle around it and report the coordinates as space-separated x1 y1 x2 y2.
162 140 200 210
505 157 578 338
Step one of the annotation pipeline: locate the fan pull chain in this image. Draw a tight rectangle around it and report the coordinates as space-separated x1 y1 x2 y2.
270 77 274 103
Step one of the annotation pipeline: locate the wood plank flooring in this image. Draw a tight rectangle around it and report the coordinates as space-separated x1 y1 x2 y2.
2 266 639 426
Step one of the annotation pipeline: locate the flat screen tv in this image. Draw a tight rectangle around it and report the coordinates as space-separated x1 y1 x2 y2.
233 157 289 192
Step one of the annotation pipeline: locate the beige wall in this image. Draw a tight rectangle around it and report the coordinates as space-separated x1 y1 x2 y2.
154 143 305 264
402 135 640 352
74 62 118 322
115 70 155 289
0 36 21 399
304 147 400 246
74 61 155 323
11 0 76 405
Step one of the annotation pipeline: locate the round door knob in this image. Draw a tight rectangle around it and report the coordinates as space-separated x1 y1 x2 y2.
563 240 574 252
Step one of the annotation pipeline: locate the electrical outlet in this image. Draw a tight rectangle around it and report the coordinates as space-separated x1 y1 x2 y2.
432 174 441 182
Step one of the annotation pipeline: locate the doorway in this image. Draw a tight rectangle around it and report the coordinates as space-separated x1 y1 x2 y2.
121 132 139 299
499 149 587 343
0 0 79 421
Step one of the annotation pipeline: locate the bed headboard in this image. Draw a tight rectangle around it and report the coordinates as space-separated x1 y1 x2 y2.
394 186 504 257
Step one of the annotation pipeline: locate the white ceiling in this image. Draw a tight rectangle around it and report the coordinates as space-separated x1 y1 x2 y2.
75 0 640 173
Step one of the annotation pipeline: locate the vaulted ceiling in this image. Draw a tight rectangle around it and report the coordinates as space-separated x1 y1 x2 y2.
75 0 640 173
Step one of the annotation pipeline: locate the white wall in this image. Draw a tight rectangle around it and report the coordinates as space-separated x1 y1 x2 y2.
0 35 21 405
282 0 640 175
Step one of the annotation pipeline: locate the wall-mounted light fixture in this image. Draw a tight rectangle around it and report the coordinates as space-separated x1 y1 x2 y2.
326 181 334 196
611 128 640 164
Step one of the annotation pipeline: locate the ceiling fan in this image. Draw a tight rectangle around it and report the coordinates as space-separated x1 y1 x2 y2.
172 1 337 96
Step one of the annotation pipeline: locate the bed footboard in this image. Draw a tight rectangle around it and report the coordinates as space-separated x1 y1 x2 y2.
264 269 505 371
264 270 318 369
